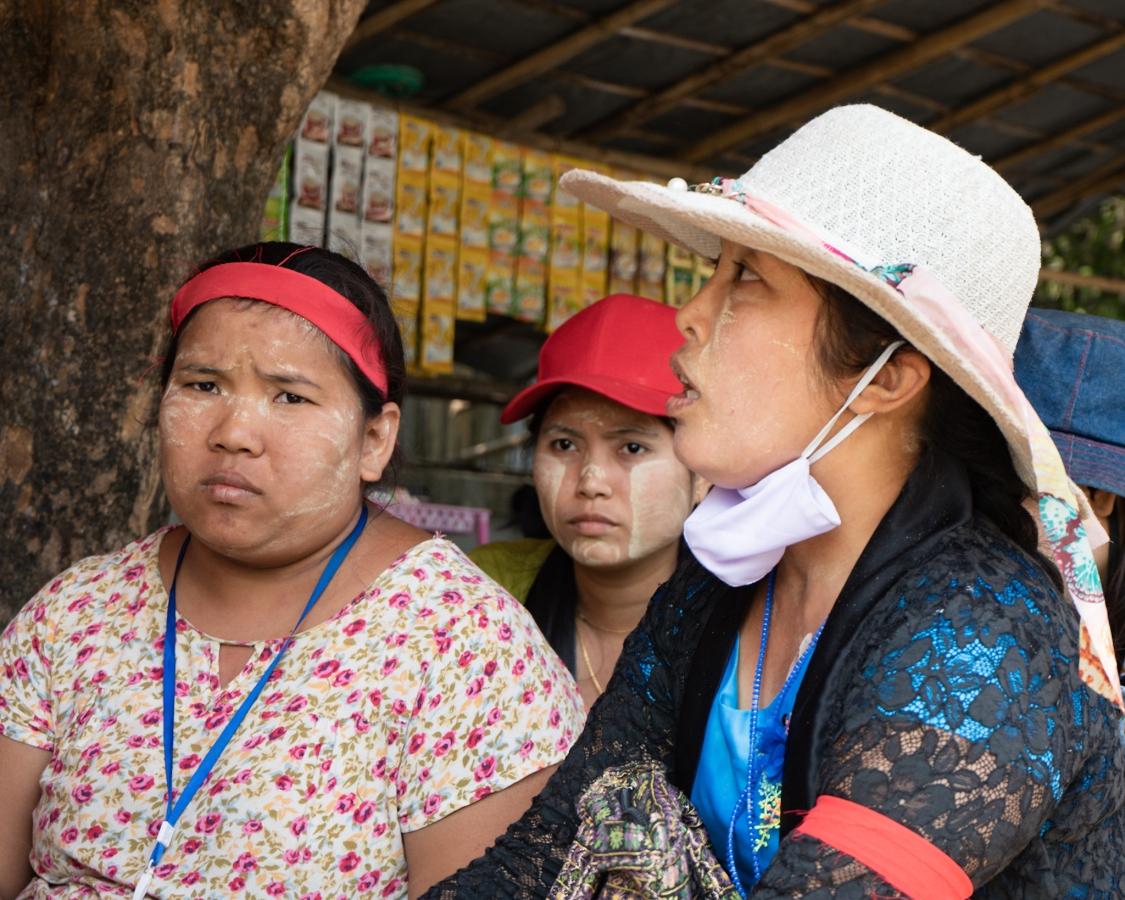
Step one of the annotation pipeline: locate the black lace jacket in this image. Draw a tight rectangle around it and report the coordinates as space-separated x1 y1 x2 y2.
424 449 1125 898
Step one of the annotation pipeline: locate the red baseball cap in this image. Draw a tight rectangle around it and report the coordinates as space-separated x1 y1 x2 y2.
501 293 684 424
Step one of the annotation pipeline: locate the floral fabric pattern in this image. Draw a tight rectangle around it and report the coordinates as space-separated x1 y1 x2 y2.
0 527 585 898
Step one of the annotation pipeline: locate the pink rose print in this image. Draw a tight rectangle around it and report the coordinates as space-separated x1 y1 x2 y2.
466 726 485 748
182 871 201 885
76 645 95 664
291 816 308 836
407 733 426 754
183 838 202 854
233 852 258 873
339 851 361 873
128 774 154 792
466 676 484 697
382 878 403 897
196 812 222 834
473 786 493 801
85 823 104 840
71 784 93 804
344 618 366 636
242 820 262 834
484 660 497 677
521 689 536 705
353 801 376 824
114 810 132 825
266 883 286 896
512 659 525 676
433 731 455 757
335 793 357 814
229 876 246 891
61 826 78 844
358 870 382 891
486 706 503 725
473 755 497 782
332 668 355 687
423 794 442 816
388 592 409 609
381 658 398 676
498 623 513 641
519 740 535 758
313 659 340 678
276 774 293 790
285 695 308 713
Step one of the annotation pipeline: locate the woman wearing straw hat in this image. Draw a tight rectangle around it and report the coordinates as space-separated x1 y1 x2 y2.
471 293 702 709
423 106 1125 898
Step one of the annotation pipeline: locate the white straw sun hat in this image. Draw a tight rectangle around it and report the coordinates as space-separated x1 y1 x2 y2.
560 104 1122 707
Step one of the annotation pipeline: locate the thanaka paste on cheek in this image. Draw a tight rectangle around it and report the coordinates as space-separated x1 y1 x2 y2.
626 456 692 562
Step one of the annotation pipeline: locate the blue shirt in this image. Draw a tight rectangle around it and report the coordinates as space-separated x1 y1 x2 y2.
691 634 816 891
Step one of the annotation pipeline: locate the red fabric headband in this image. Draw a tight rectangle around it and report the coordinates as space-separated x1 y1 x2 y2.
170 262 388 394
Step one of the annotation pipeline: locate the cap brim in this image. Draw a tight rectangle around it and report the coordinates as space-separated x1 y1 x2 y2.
1051 431 1125 497
501 375 677 424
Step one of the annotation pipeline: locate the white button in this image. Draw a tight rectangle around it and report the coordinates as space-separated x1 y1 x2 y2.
666 177 688 192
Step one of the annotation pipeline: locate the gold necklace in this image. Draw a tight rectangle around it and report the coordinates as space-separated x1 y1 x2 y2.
576 623 606 696
575 608 633 636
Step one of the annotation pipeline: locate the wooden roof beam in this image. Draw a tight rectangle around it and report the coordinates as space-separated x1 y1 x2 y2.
1032 156 1125 218
930 31 1125 134
443 0 676 111
994 106 1125 173
579 0 887 143
342 0 440 55
1039 269 1125 296
682 0 1049 163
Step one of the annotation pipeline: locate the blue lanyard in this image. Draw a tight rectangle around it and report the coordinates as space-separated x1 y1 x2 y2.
725 568 824 896
133 505 368 898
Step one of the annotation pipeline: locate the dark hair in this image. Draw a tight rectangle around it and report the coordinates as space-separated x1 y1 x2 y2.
813 279 1052 574
159 242 407 481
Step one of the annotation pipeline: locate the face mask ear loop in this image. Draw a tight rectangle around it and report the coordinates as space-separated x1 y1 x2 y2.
802 340 906 464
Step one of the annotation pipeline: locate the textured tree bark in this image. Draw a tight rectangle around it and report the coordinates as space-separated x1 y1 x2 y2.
0 0 366 621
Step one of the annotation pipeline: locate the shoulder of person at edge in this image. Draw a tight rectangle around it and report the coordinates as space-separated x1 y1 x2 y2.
469 537 557 603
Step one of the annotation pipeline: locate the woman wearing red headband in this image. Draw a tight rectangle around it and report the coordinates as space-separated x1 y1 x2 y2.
0 243 584 898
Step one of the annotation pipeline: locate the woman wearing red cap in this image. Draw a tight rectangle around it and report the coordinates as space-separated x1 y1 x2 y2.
0 243 584 898
471 294 703 708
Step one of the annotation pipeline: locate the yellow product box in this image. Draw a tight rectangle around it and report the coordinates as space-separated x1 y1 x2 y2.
423 235 458 304
609 220 639 296
514 259 546 324
463 131 493 186
395 172 428 239
392 297 421 373
420 296 456 375
522 150 554 206
392 235 424 304
549 216 581 272
581 268 608 309
581 206 610 281
460 186 491 250
547 270 583 332
491 140 523 195
638 229 667 300
427 172 461 238
431 124 463 176
551 154 584 211
398 114 432 174
665 260 694 308
488 191 520 258
694 257 716 294
486 251 516 316
457 246 488 321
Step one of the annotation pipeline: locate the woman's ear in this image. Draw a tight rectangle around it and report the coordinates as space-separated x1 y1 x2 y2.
849 349 931 415
1085 486 1118 521
360 402 401 483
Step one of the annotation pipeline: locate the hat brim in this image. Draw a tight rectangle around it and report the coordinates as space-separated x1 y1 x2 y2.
559 169 1051 504
1051 431 1125 498
502 374 677 424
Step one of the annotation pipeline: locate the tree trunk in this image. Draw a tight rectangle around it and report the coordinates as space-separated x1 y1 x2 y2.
0 0 367 621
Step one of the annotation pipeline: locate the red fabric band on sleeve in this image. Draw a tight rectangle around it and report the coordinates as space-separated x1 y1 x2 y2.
793 794 972 899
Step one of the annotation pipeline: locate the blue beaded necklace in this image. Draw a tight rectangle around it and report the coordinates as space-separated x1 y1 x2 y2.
725 568 825 896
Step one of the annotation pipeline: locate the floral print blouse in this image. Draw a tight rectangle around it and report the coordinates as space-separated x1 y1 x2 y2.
0 528 585 898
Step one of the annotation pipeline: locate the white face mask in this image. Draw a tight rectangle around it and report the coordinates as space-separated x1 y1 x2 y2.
683 341 905 586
